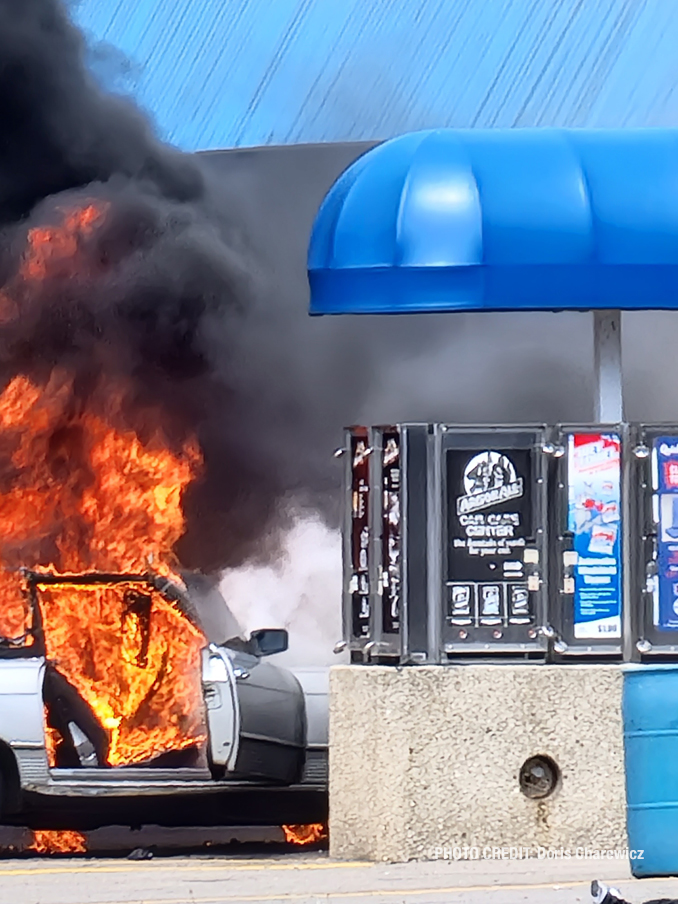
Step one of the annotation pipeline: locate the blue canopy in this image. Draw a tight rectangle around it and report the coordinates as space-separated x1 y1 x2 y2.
308 129 678 314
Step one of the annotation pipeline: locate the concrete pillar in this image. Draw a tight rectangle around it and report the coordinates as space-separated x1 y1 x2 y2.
329 664 627 862
593 310 623 423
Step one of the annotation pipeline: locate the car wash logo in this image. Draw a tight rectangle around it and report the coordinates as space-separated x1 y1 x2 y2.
456 451 523 515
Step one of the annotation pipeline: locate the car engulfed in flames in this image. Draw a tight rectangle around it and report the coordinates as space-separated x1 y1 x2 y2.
0 204 327 828
0 568 322 826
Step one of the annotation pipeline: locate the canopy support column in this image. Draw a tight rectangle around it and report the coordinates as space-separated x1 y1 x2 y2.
593 310 623 423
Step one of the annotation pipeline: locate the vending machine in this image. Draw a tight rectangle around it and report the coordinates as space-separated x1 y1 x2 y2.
341 422 642 664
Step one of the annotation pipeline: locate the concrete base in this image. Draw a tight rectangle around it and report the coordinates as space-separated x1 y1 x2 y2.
329 664 627 862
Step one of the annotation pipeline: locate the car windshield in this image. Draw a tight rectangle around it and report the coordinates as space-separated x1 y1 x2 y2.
181 572 246 647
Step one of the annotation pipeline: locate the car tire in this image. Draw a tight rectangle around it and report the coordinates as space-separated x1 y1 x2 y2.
0 769 4 821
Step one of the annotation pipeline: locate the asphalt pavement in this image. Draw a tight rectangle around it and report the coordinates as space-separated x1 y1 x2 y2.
2 851 678 904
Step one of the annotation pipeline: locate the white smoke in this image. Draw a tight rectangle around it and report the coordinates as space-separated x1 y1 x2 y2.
218 515 346 668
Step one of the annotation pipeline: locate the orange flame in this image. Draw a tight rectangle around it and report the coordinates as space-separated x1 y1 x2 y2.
28 830 87 855
0 203 208 767
21 204 107 283
39 581 206 766
0 203 107 324
282 824 328 846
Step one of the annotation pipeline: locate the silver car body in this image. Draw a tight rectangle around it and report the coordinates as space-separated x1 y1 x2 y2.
0 644 317 801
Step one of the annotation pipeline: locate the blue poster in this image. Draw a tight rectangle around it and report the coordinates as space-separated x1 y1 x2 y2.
568 434 622 639
653 437 678 630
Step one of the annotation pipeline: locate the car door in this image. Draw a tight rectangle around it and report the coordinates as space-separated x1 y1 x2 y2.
201 645 240 771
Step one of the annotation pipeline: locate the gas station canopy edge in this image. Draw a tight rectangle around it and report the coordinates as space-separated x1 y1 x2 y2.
307 128 678 314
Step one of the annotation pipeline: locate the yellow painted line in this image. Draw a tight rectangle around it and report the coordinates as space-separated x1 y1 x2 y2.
0 860 369 878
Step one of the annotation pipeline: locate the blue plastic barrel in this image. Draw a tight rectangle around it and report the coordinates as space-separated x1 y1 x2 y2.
624 665 678 877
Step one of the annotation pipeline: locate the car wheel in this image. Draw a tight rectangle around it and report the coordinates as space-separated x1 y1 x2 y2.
0 770 4 821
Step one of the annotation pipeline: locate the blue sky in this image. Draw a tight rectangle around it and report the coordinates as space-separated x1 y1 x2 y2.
72 0 678 151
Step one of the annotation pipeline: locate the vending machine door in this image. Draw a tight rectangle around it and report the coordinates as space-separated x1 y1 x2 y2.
550 425 626 658
632 425 678 659
439 426 549 657
371 426 402 661
343 427 381 660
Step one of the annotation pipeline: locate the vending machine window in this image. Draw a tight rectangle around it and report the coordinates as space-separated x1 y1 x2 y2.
439 427 548 656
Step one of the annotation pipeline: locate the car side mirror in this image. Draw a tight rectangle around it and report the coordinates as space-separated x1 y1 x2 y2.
250 628 288 657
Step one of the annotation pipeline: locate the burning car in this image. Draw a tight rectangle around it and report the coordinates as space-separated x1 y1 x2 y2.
0 358 328 829
0 569 327 827
0 0 341 834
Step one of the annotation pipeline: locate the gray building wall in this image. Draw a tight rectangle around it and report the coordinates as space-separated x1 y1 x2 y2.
198 144 678 436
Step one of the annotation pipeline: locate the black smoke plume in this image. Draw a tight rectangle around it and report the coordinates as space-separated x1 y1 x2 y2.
0 0 309 572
